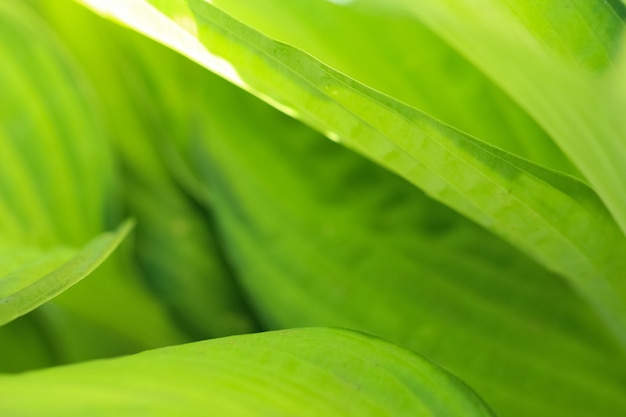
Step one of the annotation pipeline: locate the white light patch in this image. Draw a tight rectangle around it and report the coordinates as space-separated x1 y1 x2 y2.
326 131 341 142
327 0 354 5
173 15 198 36
80 0 246 87
256 92 300 119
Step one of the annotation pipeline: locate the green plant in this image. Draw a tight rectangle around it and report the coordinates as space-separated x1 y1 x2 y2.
1 0 625 416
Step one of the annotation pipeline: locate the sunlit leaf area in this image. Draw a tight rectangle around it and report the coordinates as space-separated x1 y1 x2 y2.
1 0 625 415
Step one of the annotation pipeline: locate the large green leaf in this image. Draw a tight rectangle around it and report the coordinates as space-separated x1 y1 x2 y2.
75 0 626 349
198 0 577 177
0 327 495 417
0 221 132 327
171 71 626 417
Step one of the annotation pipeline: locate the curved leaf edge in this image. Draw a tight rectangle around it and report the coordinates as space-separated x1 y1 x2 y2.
0 220 134 327
0 327 496 417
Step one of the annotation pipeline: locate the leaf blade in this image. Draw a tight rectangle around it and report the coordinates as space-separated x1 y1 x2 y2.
0 328 495 417
175 72 626 417
396 0 626 237
0 221 133 327
75 0 626 348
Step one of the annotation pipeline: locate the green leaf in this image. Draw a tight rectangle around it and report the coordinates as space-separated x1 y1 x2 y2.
202 0 578 177
75 0 626 349
0 221 132 327
398 0 625 69
173 72 626 417
396 0 626 237
0 327 495 417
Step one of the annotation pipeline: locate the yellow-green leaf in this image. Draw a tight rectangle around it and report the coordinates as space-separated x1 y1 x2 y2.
0 221 132 327
0 328 495 417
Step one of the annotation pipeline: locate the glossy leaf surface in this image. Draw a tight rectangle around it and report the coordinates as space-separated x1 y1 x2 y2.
0 328 495 417
168 66 626 417
2 2 625 416
76 0 626 350
395 0 626 237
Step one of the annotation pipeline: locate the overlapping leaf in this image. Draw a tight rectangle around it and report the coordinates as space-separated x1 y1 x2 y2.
0 221 132 327
394 0 626 235
204 0 577 176
166 70 626 417
76 0 626 349
0 328 495 417
5 1 623 416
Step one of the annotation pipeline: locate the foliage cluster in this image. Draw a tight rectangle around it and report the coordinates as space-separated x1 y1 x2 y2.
1 1 625 416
